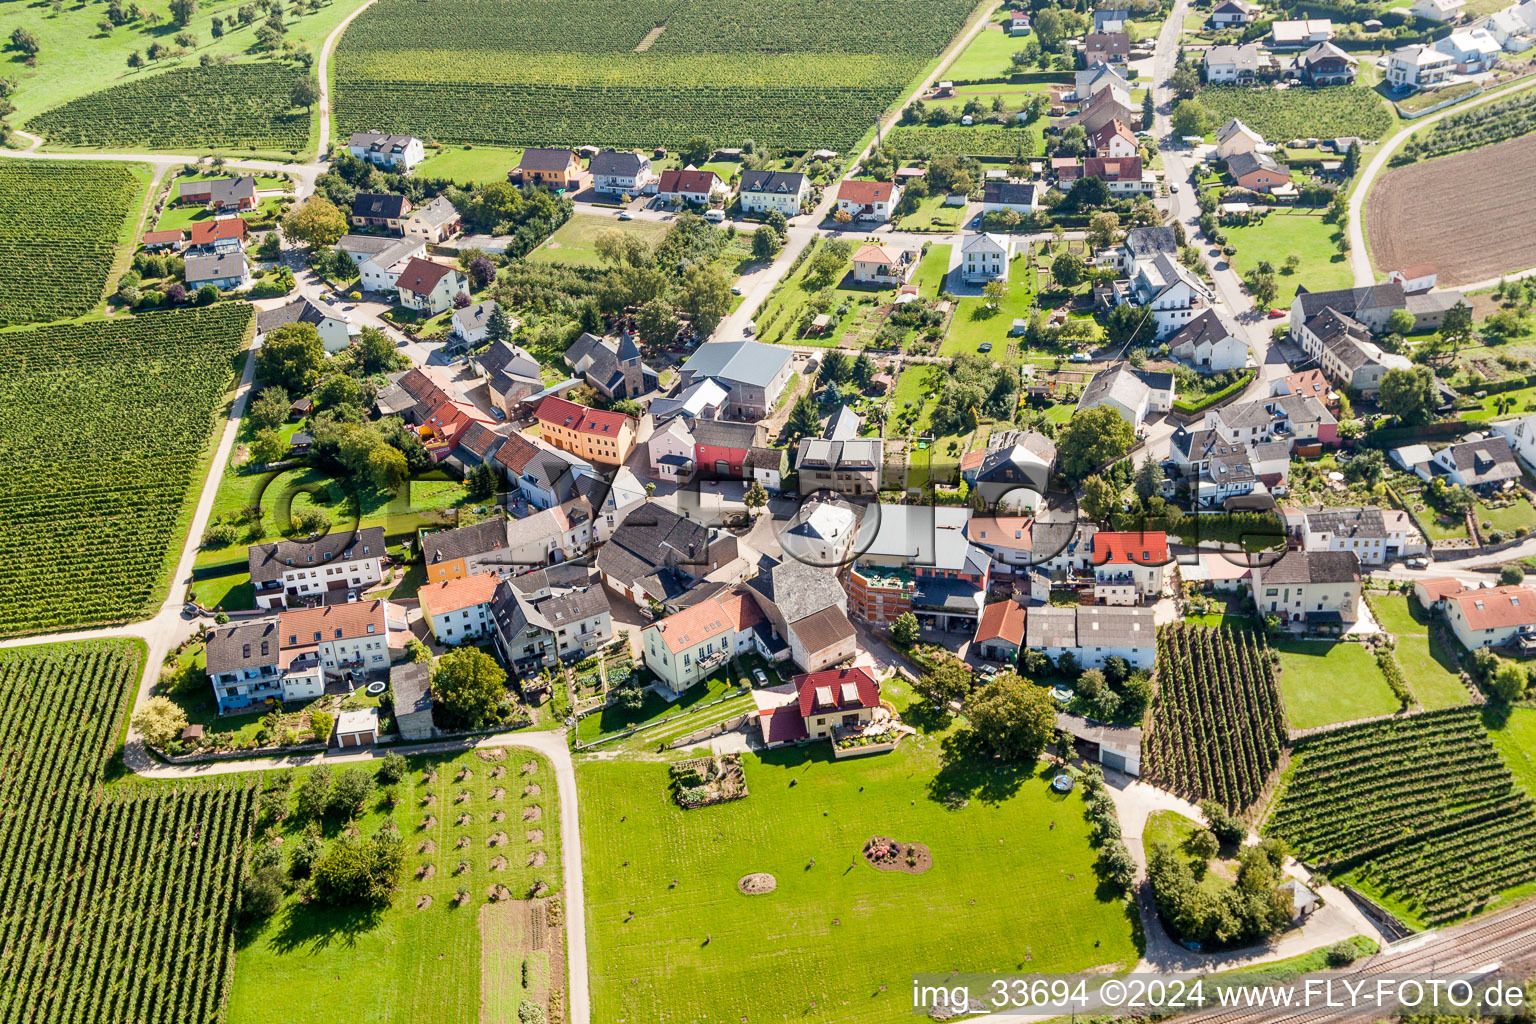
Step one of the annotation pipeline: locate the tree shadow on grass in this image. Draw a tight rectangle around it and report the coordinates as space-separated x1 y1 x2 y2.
247 898 386 955
926 729 1043 806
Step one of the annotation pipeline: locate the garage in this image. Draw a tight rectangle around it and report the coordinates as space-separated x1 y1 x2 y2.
333 707 380 748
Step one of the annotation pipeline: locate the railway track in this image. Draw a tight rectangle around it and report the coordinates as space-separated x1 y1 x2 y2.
1179 902 1536 1024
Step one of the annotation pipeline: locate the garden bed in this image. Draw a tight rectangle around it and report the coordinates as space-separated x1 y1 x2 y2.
670 754 748 809
862 835 932 874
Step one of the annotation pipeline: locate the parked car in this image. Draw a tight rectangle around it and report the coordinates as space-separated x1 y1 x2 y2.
1268 308 1287 319
753 668 768 686
1407 556 1431 569
1169 183 1180 193
730 285 743 295
1069 352 1091 363
617 211 633 221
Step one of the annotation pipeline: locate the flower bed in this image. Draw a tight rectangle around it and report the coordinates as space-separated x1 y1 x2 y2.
670 754 748 809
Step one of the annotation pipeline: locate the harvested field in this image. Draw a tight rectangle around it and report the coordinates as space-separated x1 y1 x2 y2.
1367 134 1536 287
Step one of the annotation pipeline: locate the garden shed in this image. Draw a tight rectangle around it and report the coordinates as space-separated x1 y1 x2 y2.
334 707 380 748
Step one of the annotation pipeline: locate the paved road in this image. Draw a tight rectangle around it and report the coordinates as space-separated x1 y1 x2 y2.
315 0 380 161
1347 75 1536 288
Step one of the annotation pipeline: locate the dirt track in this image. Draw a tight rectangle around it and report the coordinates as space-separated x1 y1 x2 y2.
1365 133 1536 287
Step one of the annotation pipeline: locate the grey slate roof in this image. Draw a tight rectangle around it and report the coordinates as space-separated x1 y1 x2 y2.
1260 550 1360 585
421 519 506 566
589 149 646 177
337 233 399 256
517 147 578 172
351 192 409 220
1443 436 1520 485
185 252 246 284
981 180 1037 206
739 170 807 195
1227 150 1288 179
1168 308 1242 350
205 619 281 674
745 557 846 625
257 296 342 334
1304 506 1389 539
1294 282 1406 321
248 526 387 585
681 341 792 389
1123 226 1178 262
454 300 497 335
391 661 432 715
690 419 762 450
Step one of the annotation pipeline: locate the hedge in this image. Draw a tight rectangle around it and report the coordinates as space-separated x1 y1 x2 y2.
1172 371 1255 415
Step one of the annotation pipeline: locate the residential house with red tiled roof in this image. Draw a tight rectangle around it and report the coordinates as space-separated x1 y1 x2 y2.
641 590 767 696
141 229 186 251
750 666 885 749
657 168 725 205
851 243 917 285
189 217 248 253
1088 118 1139 159
1444 585 1536 652
419 572 500 644
395 257 467 315
417 399 496 463
204 600 392 712
974 599 1027 662
533 395 637 467
835 179 901 222
1091 531 1170 605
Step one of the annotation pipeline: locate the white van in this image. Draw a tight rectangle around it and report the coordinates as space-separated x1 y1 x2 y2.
705 209 725 223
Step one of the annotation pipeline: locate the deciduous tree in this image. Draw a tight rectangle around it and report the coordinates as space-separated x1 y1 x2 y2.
281 196 347 249
433 647 507 728
1057 405 1135 480
967 672 1056 761
132 696 187 748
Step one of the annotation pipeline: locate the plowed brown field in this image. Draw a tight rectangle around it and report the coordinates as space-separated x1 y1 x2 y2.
1366 132 1536 287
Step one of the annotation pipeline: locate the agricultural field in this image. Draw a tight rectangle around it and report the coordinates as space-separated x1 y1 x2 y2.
1221 210 1351 294
885 122 1047 159
227 750 564 1024
0 0 367 125
0 306 252 637
1273 640 1399 730
1370 593 1469 711
333 0 976 152
1267 708 1536 928
1145 625 1288 811
0 639 256 1024
27 63 313 155
1199 86 1394 143
1367 133 1536 288
0 160 148 327
578 744 1141 1024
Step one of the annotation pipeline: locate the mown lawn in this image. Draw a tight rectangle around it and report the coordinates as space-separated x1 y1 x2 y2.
415 144 525 184
1223 211 1351 294
1274 640 1399 730
945 23 1021 81
942 253 1037 357
1486 706 1536 799
897 192 967 232
911 243 952 297
1477 496 1536 535
886 364 942 438
575 672 747 746
528 213 671 267
227 750 562 1024
578 743 1141 1024
1371 593 1468 710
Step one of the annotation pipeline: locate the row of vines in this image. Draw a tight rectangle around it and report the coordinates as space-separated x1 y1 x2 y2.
0 161 144 327
1401 91 1536 162
0 305 252 636
1197 85 1394 142
27 63 312 154
1145 624 1287 812
0 641 256 1024
1266 707 1536 927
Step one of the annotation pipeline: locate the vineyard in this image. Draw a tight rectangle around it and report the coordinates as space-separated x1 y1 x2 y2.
1198 85 1394 142
0 161 145 327
0 640 256 1024
27 63 312 153
1145 625 1288 811
333 0 976 151
0 305 252 636
1267 708 1536 927
884 123 1045 159
1402 90 1536 162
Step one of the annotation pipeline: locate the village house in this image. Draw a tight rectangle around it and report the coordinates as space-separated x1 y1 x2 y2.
492 430 598 510
1091 531 1169 605
973 598 1028 663
649 377 729 425
848 505 990 633
1388 262 1438 294
395 257 467 314
752 667 884 749
979 179 1040 215
1433 435 1522 491
415 397 497 463
141 229 186 252
648 417 699 483
1227 150 1292 193
1094 7 1132 31
970 431 1056 509
533 395 636 467
1088 118 1139 159
692 418 764 479
1084 31 1132 64
510 148 587 191
678 340 795 420
657 168 726 206
1077 362 1176 424
1270 18 1334 47
1082 156 1154 195
1270 367 1339 413
256 296 356 353
1250 550 1361 630
354 235 427 292
747 446 788 493
185 252 250 292
781 500 861 567
351 192 413 233
1168 308 1250 372
1297 506 1426 565
418 572 500 645
472 339 541 416
1490 415 1536 472
563 330 653 401
1443 584 1536 651
596 504 738 607
1435 28 1502 70
347 131 426 172
188 217 247 254
836 179 901 222
1009 10 1033 33
1026 605 1156 670
1216 118 1264 159
642 591 766 696
205 600 392 713
1292 306 1411 398
1411 0 1465 20
1112 251 1214 337
794 431 884 496
402 196 462 243
589 149 656 196
1211 0 1261 26
177 175 257 213
738 170 809 216
1204 43 1268 83
490 565 614 672
1074 62 1133 102
1292 41 1358 84
1387 44 1456 88
248 527 388 610
744 557 859 673
391 661 434 741
1065 84 1140 134
961 232 1011 283
850 243 917 285
1290 281 1407 333
451 299 498 346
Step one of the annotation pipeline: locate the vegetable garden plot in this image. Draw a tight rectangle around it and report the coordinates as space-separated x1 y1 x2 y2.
0 305 252 636
0 641 256 1024
27 63 311 153
332 0 975 152
1267 707 1536 927
1144 624 1288 811
0 161 144 327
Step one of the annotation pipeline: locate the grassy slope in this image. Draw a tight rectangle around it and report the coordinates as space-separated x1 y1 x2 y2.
0 0 369 123
1370 593 1469 710
1487 706 1536 800
1273 640 1398 730
578 744 1140 1024
227 750 563 1024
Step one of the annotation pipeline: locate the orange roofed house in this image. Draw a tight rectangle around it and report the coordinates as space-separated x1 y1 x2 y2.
973 598 1027 663
534 395 636 466
752 667 890 753
835 179 902 223
1439 584 1536 653
418 572 501 645
641 590 766 697
1091 531 1169 605
205 600 393 713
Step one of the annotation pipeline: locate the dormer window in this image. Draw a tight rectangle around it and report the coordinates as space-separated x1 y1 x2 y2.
242 644 251 658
